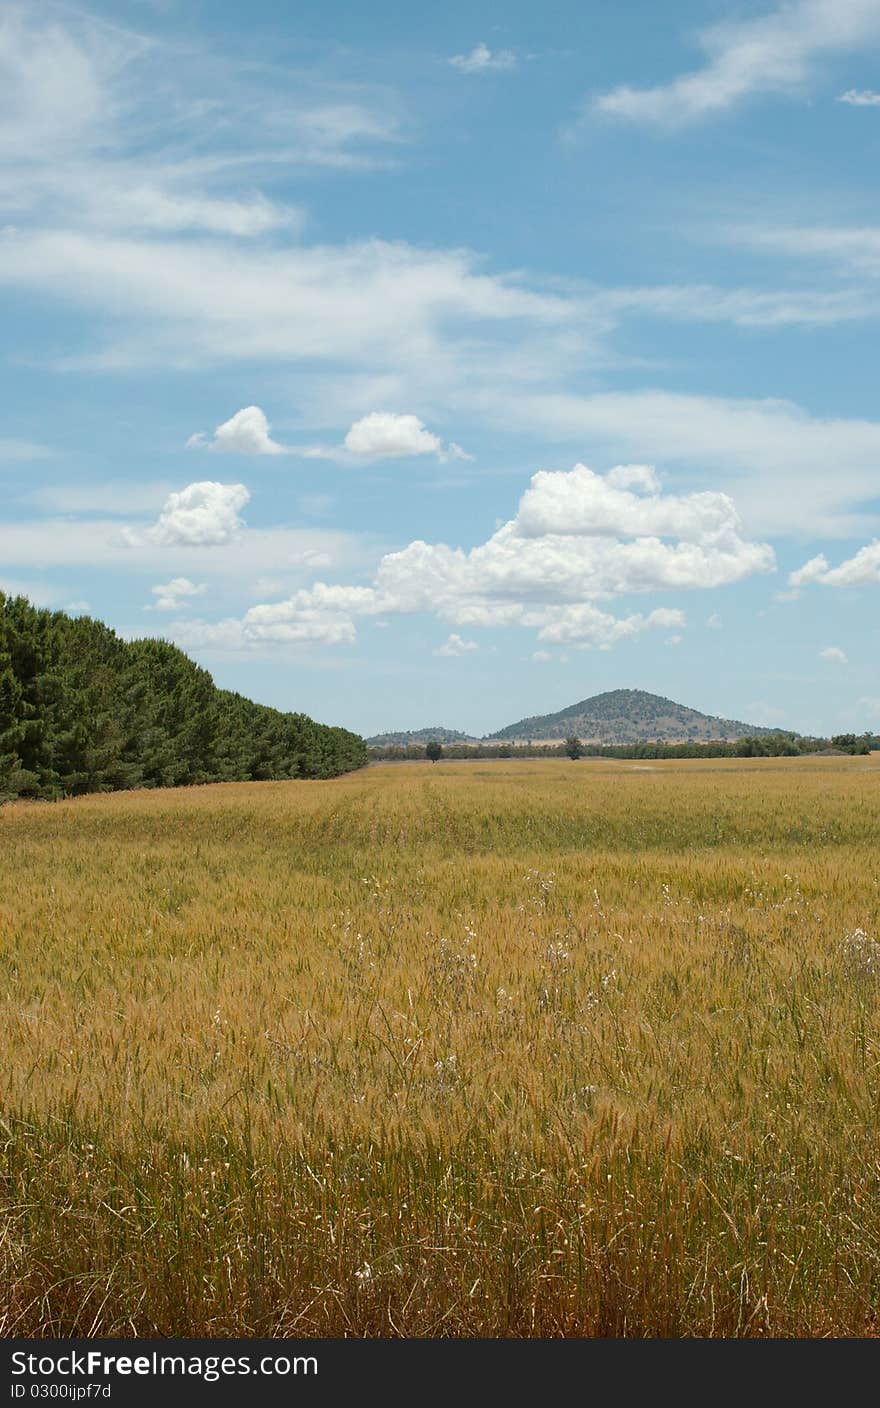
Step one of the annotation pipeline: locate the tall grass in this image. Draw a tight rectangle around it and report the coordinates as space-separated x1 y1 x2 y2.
2 756 880 1336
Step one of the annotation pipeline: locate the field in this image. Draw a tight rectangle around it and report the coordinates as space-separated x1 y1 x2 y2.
2 756 880 1337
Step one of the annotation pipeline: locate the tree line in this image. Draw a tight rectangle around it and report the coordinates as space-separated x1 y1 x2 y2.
0 593 367 801
375 731 878 763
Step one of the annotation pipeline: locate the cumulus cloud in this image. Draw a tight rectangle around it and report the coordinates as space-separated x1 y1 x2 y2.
377 464 773 608
187 406 286 456
490 387 880 537
820 645 848 664
149 576 207 611
170 464 769 653
433 633 479 656
591 0 880 128
450 43 516 75
839 88 880 105
196 583 384 648
604 464 660 492
343 411 471 462
535 605 685 649
790 541 880 587
516 463 742 542
170 600 361 651
127 481 250 548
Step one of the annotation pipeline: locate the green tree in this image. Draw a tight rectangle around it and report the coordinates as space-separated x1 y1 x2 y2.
565 735 582 760
425 741 443 763
0 593 368 801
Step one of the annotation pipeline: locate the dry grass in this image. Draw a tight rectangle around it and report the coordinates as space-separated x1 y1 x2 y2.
2 756 880 1337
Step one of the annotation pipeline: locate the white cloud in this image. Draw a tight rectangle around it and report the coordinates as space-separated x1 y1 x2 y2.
26 481 175 514
433 633 479 656
591 0 880 128
203 582 385 649
0 514 367 580
159 618 253 652
450 43 516 75
149 576 207 611
85 184 302 238
299 411 473 463
536 605 685 650
491 388 880 536
344 412 443 459
741 225 880 277
0 7 400 241
706 612 722 629
373 498 771 614
595 280 879 329
531 650 553 663
790 541 880 586
187 406 286 456
130 481 250 548
820 645 848 664
604 464 660 492
174 465 767 652
839 88 880 104
516 463 743 543
0 226 575 382
374 461 770 612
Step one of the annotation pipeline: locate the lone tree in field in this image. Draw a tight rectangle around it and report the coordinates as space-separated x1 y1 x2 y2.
565 735 582 760
425 741 443 763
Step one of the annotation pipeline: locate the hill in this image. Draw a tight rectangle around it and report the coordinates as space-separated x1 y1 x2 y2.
488 688 788 744
366 726 478 746
0 592 367 801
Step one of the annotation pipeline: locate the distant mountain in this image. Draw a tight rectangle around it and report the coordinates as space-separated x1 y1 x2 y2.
487 689 788 744
366 726 478 746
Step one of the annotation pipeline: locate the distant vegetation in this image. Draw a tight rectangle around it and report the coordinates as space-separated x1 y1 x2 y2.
366 726 478 746
370 733 876 761
0 592 367 801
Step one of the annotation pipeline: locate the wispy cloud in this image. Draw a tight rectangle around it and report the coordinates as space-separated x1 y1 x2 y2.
0 3 402 245
482 387 880 537
839 87 880 105
737 224 880 276
589 0 880 128
0 514 371 581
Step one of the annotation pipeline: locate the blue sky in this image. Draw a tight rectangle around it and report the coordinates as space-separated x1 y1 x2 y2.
3 0 880 738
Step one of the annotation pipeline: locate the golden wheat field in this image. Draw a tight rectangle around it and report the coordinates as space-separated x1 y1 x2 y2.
2 755 880 1337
